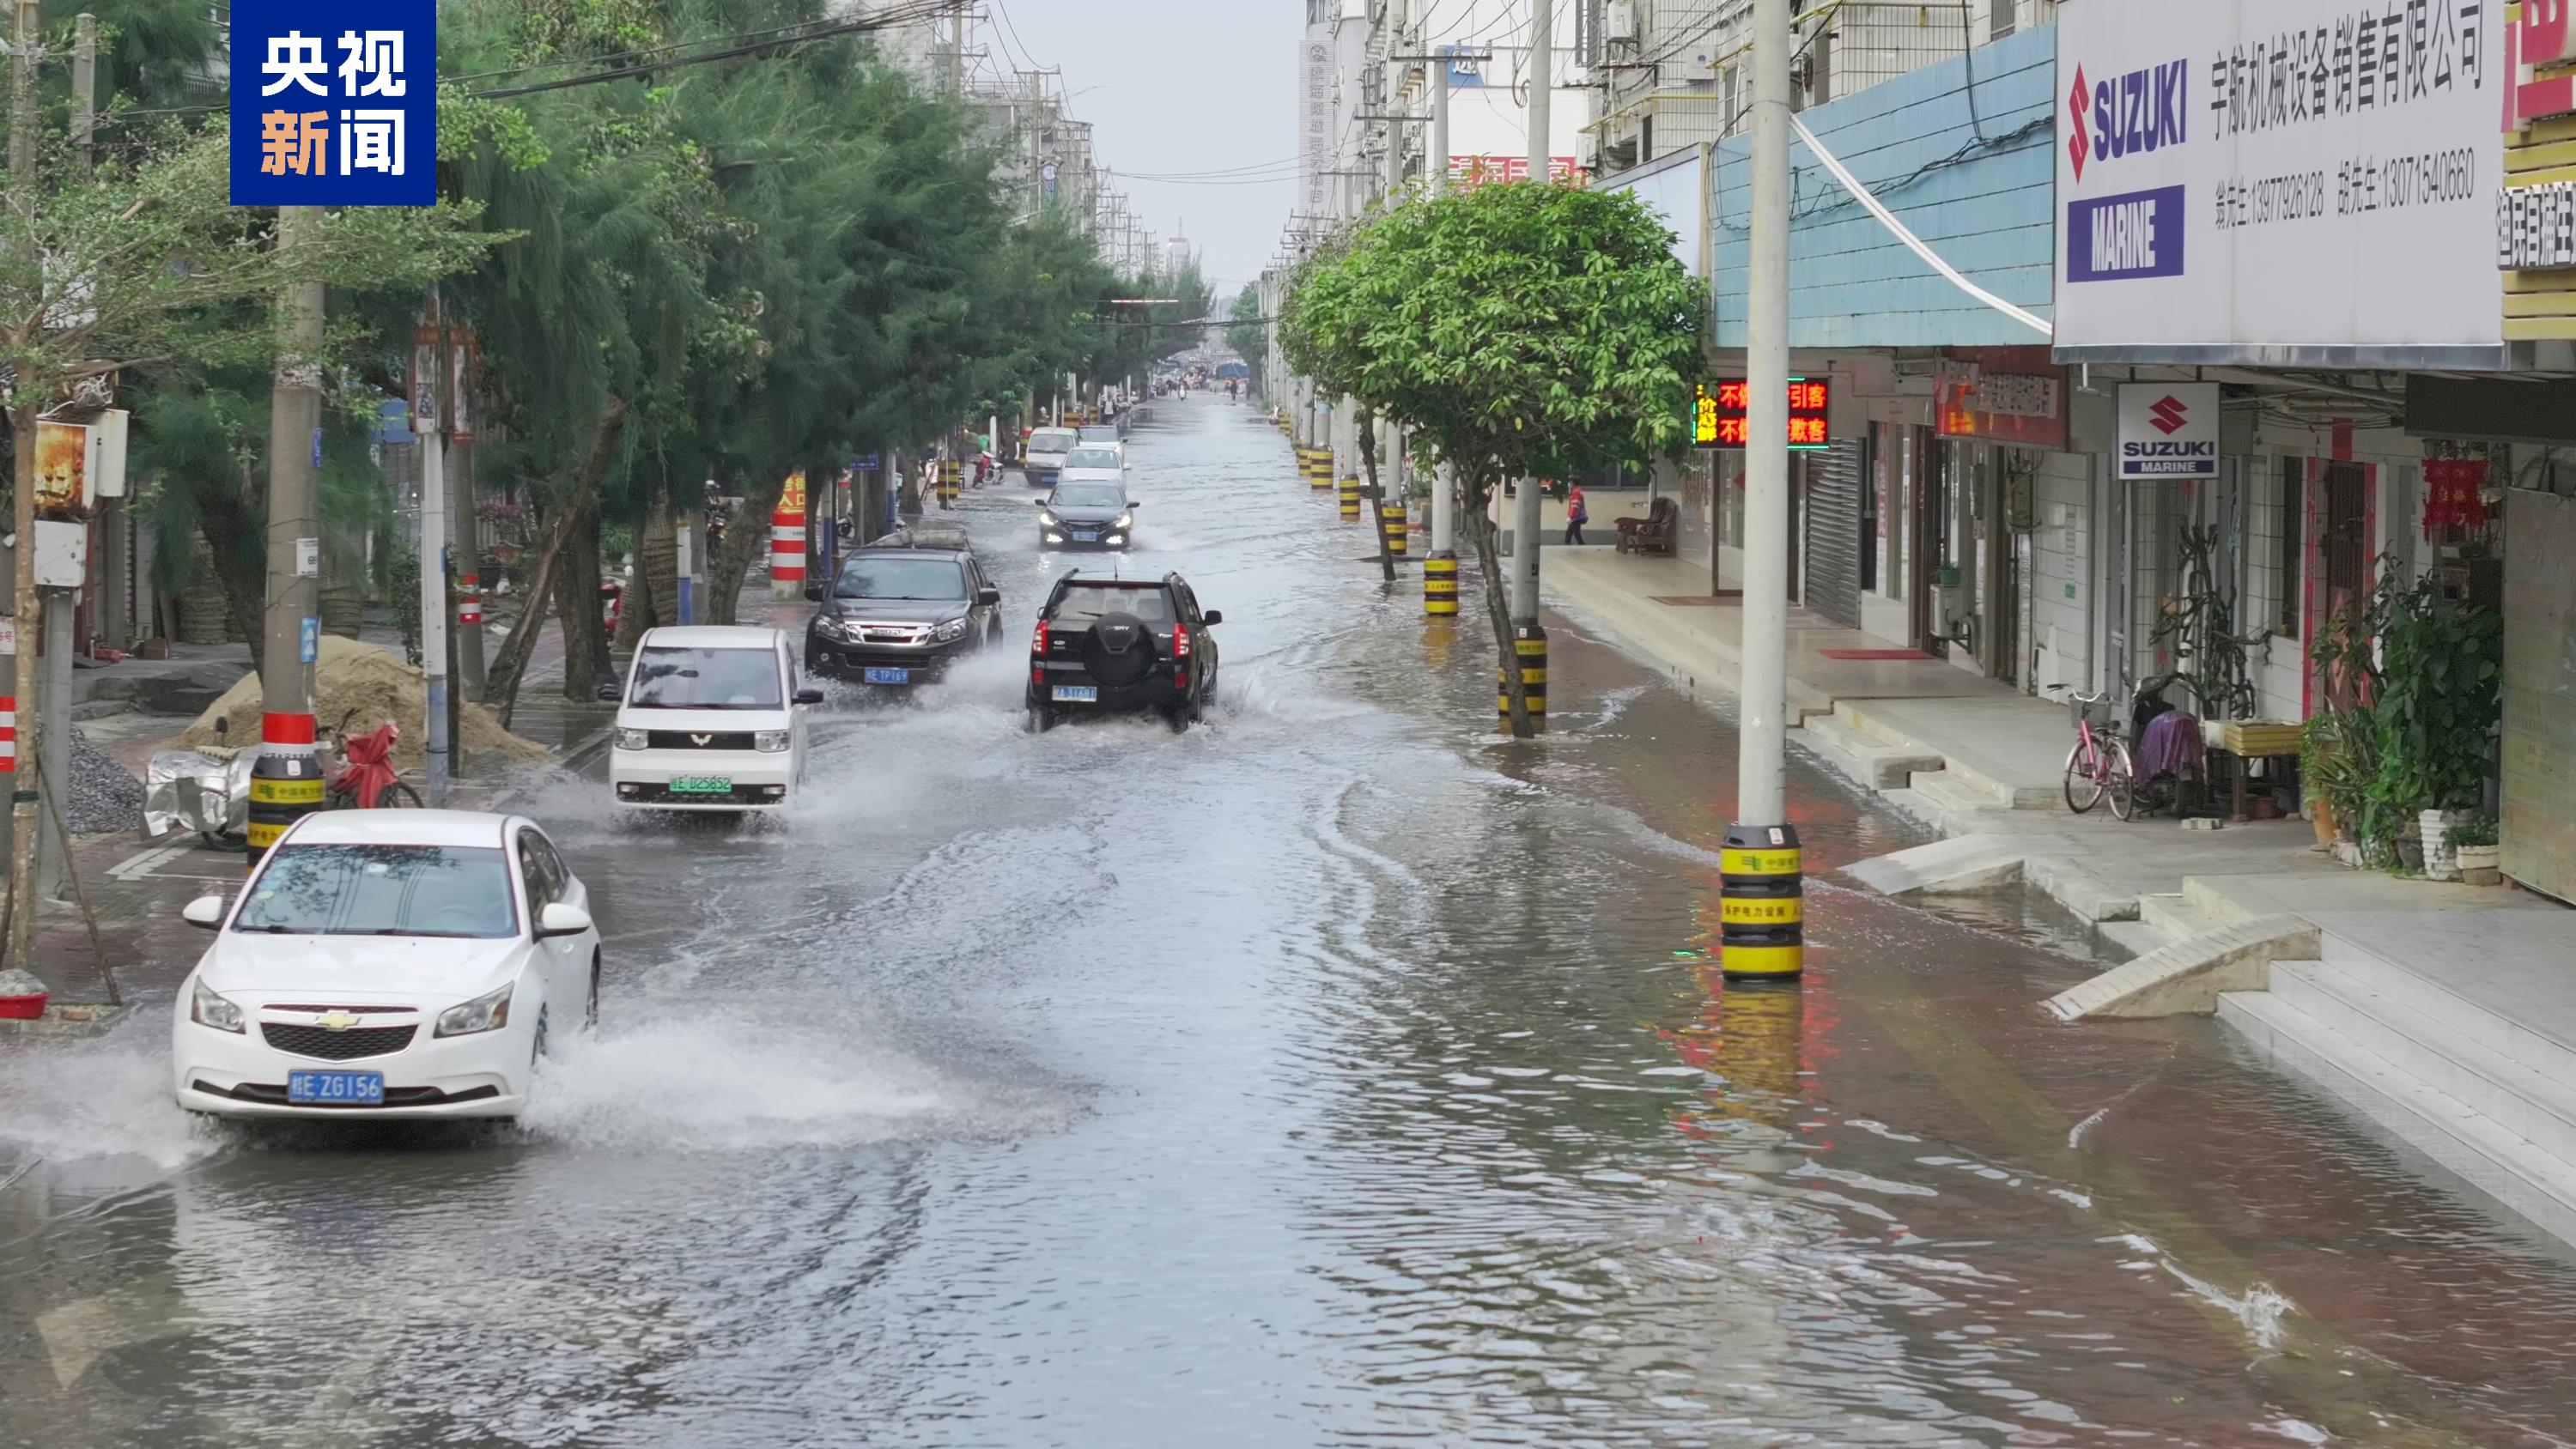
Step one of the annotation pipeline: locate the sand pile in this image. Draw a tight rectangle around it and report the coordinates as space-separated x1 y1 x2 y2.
176 635 548 768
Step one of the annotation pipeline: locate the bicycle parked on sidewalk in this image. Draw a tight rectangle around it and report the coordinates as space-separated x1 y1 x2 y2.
321 708 425 810
2048 682 2137 821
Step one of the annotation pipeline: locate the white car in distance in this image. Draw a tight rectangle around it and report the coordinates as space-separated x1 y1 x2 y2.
171 810 603 1119
605 626 819 813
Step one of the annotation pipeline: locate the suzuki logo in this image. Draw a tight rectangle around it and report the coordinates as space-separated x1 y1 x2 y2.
2067 67 2090 181
2149 396 2190 434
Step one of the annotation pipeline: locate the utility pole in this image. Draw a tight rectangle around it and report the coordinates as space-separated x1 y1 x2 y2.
1425 52 1458 620
1504 0 1552 733
947 0 965 96
418 294 453 805
244 206 328 866
1722 0 1804 984
75 15 125 670
4 0 37 957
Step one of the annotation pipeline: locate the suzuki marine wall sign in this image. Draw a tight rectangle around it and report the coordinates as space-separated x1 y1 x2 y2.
2117 384 2221 481
2054 0 2504 365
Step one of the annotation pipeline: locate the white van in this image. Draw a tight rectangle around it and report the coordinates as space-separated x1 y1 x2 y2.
605 626 818 813
1024 427 1080 486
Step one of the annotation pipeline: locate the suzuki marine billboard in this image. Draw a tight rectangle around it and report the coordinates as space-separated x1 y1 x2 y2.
2053 0 2503 366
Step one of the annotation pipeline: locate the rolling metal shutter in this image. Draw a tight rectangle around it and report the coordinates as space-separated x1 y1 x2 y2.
1804 438 1865 628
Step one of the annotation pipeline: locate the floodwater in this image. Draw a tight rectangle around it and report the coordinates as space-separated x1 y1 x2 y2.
5 395 2576 1446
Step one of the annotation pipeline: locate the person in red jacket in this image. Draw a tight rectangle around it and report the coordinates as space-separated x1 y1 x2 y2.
1563 483 1589 545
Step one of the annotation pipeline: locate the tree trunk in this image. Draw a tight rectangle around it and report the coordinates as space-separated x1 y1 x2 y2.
702 472 786 627
194 463 268 675
1466 472 1534 738
552 496 611 700
483 396 625 725
641 494 678 628
1358 411 1394 584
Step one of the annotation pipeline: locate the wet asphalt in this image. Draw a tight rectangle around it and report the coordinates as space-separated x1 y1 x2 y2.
4 395 2576 1447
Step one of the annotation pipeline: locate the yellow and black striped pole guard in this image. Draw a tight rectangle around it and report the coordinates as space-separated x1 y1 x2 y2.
246 749 326 870
1719 823 1804 981
1495 623 1546 731
1423 555 1459 617
1380 502 1408 557
1338 477 1362 519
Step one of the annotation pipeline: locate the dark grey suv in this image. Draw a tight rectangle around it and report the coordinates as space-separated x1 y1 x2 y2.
1025 571 1220 731
804 534 1003 687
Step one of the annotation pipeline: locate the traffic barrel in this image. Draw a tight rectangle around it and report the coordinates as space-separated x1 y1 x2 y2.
1380 502 1409 558
1496 623 1546 731
1338 477 1361 520
246 712 325 870
457 571 483 630
1719 823 1804 981
769 476 807 597
1423 555 1459 617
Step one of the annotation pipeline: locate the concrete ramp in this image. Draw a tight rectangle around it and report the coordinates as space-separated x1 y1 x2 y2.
1841 834 2032 896
2044 915 2319 1021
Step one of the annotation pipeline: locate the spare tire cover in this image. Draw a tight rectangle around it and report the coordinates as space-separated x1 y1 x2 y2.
1080 613 1156 688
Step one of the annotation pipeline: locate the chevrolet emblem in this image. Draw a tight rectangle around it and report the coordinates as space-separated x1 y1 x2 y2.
690 733 712 746
313 1010 361 1032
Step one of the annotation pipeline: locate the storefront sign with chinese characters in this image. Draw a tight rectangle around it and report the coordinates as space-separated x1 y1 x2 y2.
1448 155 1583 188
230 0 436 206
1935 358 2068 448
1693 379 1832 451
2423 457 2492 529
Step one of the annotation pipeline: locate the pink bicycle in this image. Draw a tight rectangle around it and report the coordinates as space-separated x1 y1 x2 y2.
2050 684 2136 820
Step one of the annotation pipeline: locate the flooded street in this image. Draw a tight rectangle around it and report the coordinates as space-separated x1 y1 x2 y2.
7 396 2576 1446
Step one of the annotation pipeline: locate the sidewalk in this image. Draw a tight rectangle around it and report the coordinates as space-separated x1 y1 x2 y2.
1545 542 2576 1247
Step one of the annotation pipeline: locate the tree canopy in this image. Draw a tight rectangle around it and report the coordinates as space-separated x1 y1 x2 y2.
1281 181 1704 736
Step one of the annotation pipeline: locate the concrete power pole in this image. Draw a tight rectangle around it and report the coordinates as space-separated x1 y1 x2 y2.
948 0 965 96
1723 0 1804 984
246 206 328 867
1504 0 1551 733
418 295 453 805
1425 51 1458 621
3 0 33 959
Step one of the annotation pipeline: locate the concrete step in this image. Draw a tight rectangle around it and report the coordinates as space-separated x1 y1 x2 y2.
1798 710 1946 791
2316 932 2576 1088
1945 755 2065 811
2094 919 2169 962
2137 892 2219 945
1905 768 2012 816
2182 876 2265 931
2270 961 2576 1169
2218 989 2576 1247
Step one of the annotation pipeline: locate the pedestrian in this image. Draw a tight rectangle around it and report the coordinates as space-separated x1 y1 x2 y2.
1564 482 1589 546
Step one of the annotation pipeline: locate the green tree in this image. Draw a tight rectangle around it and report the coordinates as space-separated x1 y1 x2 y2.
1226 286 1267 397
1282 181 1704 737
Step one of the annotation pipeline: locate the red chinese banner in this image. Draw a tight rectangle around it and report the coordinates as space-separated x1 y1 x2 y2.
2422 458 2491 531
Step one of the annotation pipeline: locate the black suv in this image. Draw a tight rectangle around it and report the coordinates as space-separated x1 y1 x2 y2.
1025 571 1221 731
805 527 1003 687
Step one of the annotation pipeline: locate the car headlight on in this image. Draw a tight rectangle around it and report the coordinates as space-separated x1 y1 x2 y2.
933 618 967 644
616 727 650 751
755 729 793 753
1038 511 1059 527
190 979 246 1034
434 984 514 1039
1115 512 1133 530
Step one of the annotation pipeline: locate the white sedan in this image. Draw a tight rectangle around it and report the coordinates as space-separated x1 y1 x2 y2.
171 809 603 1120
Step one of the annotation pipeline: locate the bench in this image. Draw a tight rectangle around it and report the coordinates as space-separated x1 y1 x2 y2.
1616 496 1679 556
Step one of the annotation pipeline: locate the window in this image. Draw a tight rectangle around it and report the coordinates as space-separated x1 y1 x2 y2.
1065 446 1123 470
833 555 969 600
517 833 556 914
629 647 783 710
1050 483 1127 509
236 844 518 939
1991 0 2016 40
1049 585 1174 625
